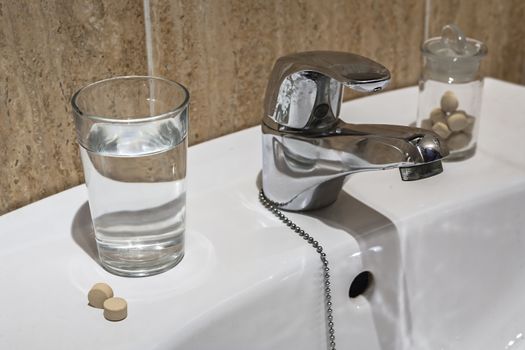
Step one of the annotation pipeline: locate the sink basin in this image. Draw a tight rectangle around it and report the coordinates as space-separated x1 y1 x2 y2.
1 78 524 349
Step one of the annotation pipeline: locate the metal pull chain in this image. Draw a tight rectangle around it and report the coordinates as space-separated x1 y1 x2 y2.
259 190 336 350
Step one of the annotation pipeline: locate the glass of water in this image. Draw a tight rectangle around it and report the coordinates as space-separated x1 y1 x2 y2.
72 76 189 277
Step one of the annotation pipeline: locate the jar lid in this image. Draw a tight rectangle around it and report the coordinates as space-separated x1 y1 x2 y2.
422 24 487 83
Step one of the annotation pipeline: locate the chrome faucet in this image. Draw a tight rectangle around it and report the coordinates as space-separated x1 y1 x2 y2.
261 51 449 211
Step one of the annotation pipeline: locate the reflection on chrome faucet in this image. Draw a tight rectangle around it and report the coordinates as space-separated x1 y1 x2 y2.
261 51 449 211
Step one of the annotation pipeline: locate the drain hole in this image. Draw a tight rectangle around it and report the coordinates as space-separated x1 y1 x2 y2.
349 271 374 298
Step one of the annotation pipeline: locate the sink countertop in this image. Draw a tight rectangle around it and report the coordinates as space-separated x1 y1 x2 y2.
1 78 524 349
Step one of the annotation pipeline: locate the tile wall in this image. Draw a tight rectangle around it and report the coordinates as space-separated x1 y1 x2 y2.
1 0 523 214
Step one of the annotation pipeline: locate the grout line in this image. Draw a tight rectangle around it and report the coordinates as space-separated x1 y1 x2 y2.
143 0 154 77
143 0 156 115
424 0 431 41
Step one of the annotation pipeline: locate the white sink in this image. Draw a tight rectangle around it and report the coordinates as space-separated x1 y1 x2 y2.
1 78 524 349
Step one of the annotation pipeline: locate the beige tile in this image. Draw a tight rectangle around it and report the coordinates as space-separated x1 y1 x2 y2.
0 0 147 214
149 0 425 145
10 0 523 214
428 0 525 84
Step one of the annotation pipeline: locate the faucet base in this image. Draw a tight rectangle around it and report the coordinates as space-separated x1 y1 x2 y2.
264 177 345 212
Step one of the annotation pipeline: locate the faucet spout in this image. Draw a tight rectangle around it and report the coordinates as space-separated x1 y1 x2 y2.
262 120 448 211
332 121 448 165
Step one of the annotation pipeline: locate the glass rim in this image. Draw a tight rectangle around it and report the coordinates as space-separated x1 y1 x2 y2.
71 75 190 124
421 36 488 61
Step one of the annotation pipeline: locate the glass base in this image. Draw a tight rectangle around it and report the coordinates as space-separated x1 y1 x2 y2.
95 225 185 277
99 252 184 277
443 144 476 162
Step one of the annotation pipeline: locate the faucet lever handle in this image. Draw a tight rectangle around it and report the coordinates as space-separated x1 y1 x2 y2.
263 51 391 130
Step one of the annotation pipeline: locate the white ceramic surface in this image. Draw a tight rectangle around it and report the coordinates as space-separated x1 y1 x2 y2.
1 78 524 350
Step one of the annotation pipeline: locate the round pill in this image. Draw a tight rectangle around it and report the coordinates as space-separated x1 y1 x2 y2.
447 112 469 131
447 132 471 150
432 121 452 139
421 118 433 130
103 297 128 321
88 283 114 309
464 115 476 134
440 91 459 113
429 108 446 124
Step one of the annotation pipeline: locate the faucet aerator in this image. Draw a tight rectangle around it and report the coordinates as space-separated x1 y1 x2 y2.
399 160 444 181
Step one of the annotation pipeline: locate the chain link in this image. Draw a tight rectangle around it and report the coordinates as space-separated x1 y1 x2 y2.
259 190 336 350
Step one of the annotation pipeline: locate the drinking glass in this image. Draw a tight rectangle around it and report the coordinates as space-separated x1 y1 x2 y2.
72 76 189 277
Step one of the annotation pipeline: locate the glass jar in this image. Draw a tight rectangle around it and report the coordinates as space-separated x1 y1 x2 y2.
417 25 487 161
